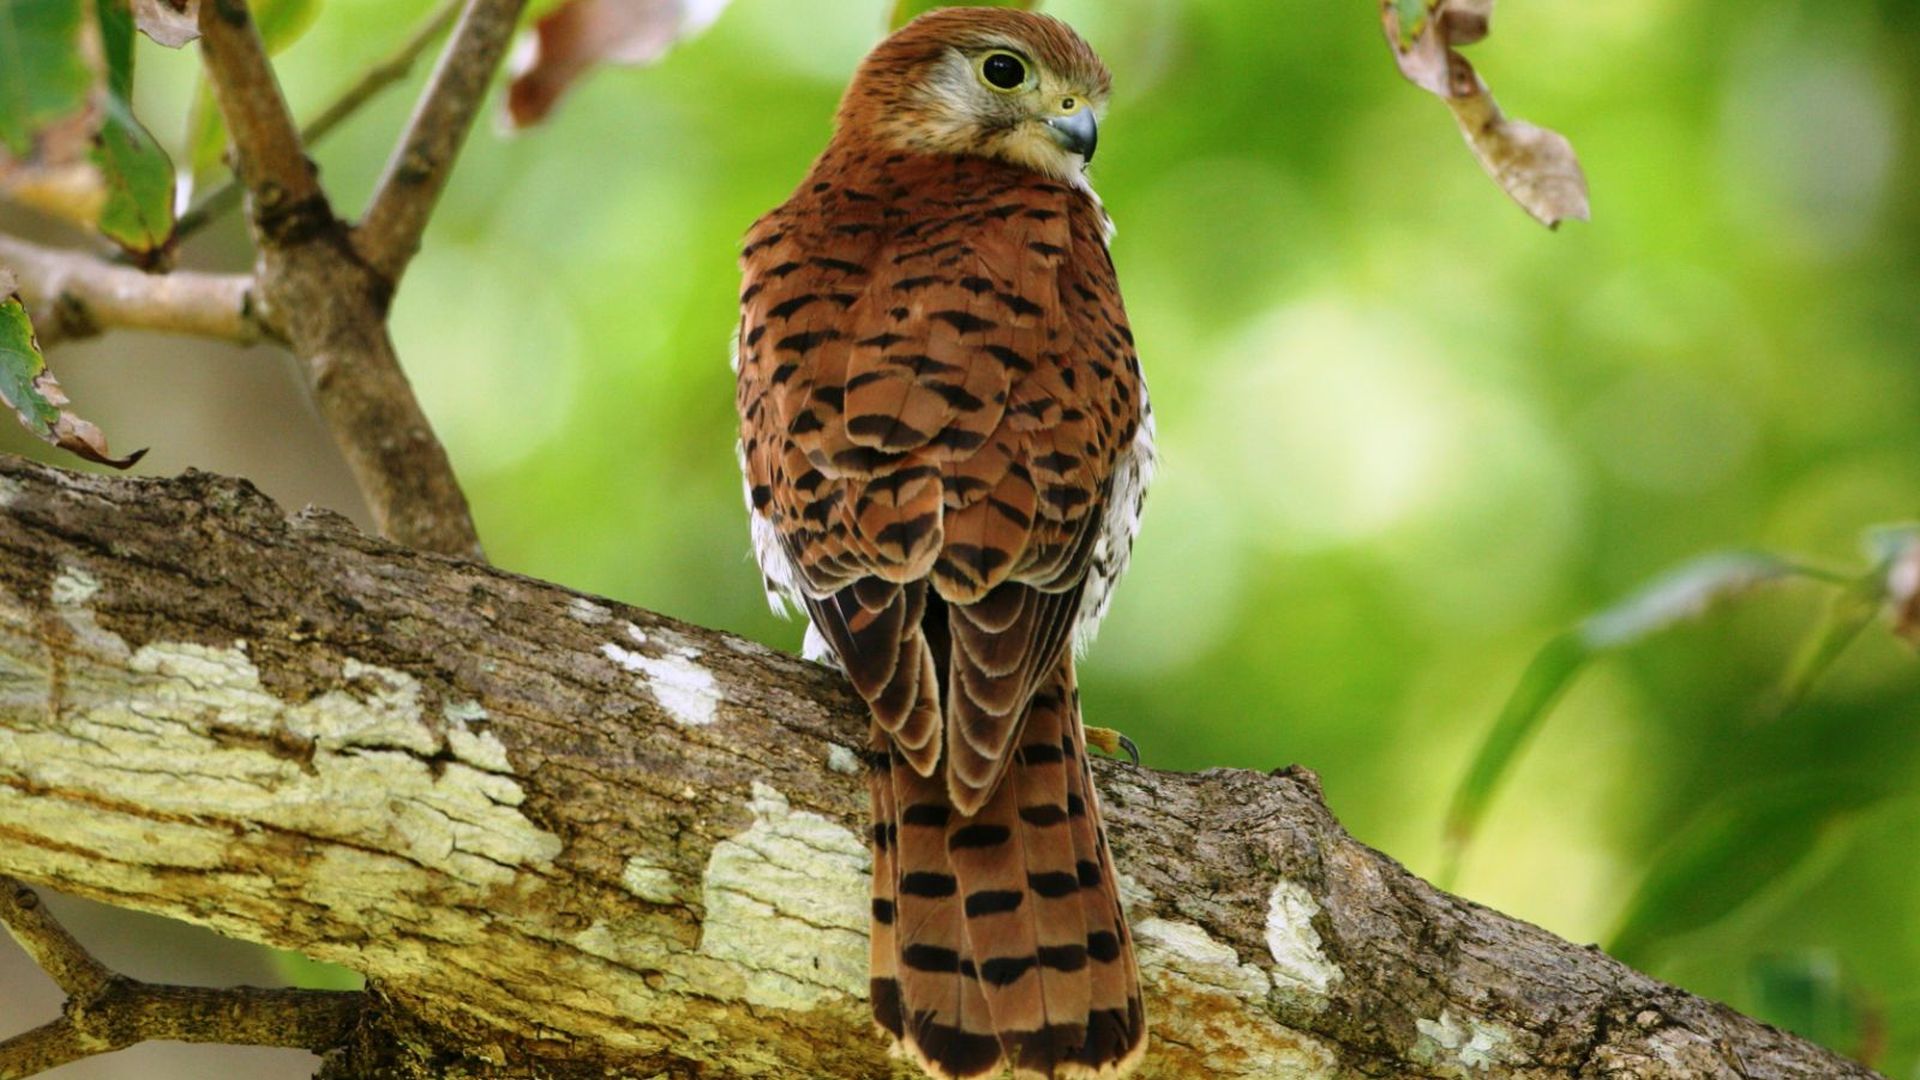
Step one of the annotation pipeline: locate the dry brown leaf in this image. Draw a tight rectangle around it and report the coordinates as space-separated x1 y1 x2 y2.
1380 0 1589 228
506 0 730 129
1886 534 1920 646
1447 76 1590 229
40 372 148 468
134 0 201 47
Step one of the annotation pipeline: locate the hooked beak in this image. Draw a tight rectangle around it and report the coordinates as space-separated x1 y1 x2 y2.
1044 107 1099 163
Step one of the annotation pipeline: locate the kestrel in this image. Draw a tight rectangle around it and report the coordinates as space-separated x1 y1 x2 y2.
734 10 1153 1077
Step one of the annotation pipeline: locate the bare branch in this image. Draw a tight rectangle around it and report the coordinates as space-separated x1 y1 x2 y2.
0 235 265 346
194 0 330 243
356 0 529 282
0 1016 102 1078
258 255 484 558
175 0 466 243
189 0 483 558
0 877 112 999
0 455 1883 1079
0 877 362 1077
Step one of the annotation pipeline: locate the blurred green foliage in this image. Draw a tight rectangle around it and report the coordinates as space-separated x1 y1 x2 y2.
0 0 94 156
6 0 1918 1071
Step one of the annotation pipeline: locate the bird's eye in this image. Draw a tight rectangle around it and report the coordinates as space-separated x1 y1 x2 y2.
979 51 1029 92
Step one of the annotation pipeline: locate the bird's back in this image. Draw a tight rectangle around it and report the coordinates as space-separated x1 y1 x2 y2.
737 142 1149 1080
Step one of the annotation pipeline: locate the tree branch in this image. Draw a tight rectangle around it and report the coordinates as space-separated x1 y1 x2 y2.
0 454 1881 1079
355 0 528 283
195 0 328 242
174 0 467 244
190 0 484 560
0 877 112 999
0 876 363 1077
0 236 266 347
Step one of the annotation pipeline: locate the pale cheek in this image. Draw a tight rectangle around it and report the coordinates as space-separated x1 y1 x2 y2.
997 129 1078 182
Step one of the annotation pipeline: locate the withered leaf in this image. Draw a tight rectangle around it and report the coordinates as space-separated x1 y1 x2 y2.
133 0 200 47
506 0 731 129
1880 529 1920 646
0 280 147 469
1380 0 1589 228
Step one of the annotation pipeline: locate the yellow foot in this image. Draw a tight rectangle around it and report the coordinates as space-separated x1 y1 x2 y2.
1083 726 1141 766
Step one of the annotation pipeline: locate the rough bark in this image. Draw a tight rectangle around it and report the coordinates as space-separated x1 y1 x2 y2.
0 455 1880 1080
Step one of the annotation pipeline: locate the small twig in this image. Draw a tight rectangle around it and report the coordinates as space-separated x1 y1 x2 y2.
0 235 267 347
355 0 528 282
0 877 363 1078
195 0 332 245
174 0 466 243
0 876 112 999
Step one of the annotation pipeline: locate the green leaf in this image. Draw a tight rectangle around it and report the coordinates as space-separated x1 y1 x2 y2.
1439 630 1589 886
1577 551 1815 649
84 0 178 255
1608 781 1885 965
0 291 59 433
92 94 176 255
0 282 145 468
1769 573 1883 720
1440 550 1842 884
1390 0 1428 49
0 0 95 158
96 0 135 99
889 0 1040 33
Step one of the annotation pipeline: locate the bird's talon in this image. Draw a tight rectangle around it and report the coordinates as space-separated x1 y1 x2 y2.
1085 726 1141 766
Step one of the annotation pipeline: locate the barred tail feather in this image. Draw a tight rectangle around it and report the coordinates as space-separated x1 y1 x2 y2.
867 660 1146 1079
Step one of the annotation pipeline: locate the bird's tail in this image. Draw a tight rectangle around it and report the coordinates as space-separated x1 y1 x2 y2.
868 660 1147 1079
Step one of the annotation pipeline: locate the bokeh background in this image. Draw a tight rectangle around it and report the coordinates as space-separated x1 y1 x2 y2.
4 0 1917 1074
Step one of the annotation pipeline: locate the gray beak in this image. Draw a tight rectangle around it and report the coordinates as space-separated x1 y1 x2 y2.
1044 107 1099 162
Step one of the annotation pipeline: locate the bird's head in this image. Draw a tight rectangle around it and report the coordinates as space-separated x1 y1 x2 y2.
836 9 1112 183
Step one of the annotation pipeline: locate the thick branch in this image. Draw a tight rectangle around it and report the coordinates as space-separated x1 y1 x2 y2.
355 0 528 282
0 455 1882 1079
0 236 265 347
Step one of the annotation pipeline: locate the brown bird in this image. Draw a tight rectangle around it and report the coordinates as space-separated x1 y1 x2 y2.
734 9 1153 1078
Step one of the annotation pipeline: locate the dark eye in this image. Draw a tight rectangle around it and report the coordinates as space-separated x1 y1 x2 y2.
980 52 1027 91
